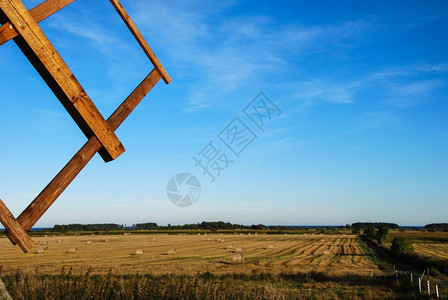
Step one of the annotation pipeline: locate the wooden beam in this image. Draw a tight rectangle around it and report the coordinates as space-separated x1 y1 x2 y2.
0 0 75 46
0 198 34 253
0 0 125 162
13 69 162 232
109 0 171 84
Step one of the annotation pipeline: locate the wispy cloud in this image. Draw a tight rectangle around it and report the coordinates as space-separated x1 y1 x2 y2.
128 1 372 111
386 79 445 107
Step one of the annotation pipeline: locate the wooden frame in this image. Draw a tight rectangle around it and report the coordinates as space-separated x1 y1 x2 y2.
0 0 171 252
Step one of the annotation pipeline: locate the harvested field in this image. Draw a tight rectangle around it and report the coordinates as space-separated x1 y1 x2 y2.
412 243 448 260
0 234 380 276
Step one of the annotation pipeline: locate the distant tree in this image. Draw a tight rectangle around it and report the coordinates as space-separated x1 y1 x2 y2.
363 228 375 239
352 222 399 230
424 223 448 231
375 223 389 244
391 237 414 253
250 224 266 230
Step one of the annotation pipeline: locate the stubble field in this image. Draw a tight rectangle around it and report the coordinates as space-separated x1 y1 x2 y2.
0 233 380 276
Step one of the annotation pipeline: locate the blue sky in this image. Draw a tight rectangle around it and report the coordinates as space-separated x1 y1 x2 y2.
1 0 447 227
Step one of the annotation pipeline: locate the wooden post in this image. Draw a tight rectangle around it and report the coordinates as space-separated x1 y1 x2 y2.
0 277 13 300
0 0 75 45
0 0 171 252
419 278 422 294
436 285 439 298
109 0 171 84
0 198 34 252
0 0 125 162
14 69 162 232
427 281 430 298
410 272 413 282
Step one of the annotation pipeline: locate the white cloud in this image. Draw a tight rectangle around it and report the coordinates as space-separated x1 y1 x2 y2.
127 1 372 111
386 79 445 107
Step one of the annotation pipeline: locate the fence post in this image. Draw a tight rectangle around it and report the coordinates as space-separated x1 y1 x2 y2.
427 281 430 298
410 272 413 282
436 285 439 298
0 278 13 300
419 277 422 294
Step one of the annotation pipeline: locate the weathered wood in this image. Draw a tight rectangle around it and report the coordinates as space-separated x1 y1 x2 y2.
109 0 171 84
0 0 125 162
14 69 162 232
0 0 75 45
0 198 34 253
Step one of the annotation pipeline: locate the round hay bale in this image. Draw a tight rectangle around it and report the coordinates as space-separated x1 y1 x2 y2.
57 239 63 243
232 252 244 264
206 238 211 241
227 244 234 249
323 249 331 255
267 244 274 249
167 248 177 255
151 238 157 242
135 249 144 255
68 248 78 253
36 247 47 254
86 241 92 245
254 232 258 235
235 246 243 252
103 239 109 242
217 238 222 242
220 239 225 243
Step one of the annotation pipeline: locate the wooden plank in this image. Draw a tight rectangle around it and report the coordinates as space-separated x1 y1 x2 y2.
0 0 125 162
0 0 76 46
0 198 34 253
14 69 162 232
109 0 171 84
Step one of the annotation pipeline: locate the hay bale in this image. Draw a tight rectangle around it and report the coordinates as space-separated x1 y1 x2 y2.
323 249 331 255
57 239 63 243
151 238 157 242
86 241 92 245
254 232 258 235
103 239 109 242
167 248 177 255
206 238 211 241
36 247 47 254
135 249 144 255
232 251 244 264
68 247 78 253
227 244 234 249
220 239 225 243
235 247 243 252
267 244 274 249
217 238 222 242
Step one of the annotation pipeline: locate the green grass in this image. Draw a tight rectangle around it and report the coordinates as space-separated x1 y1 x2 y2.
356 237 394 272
